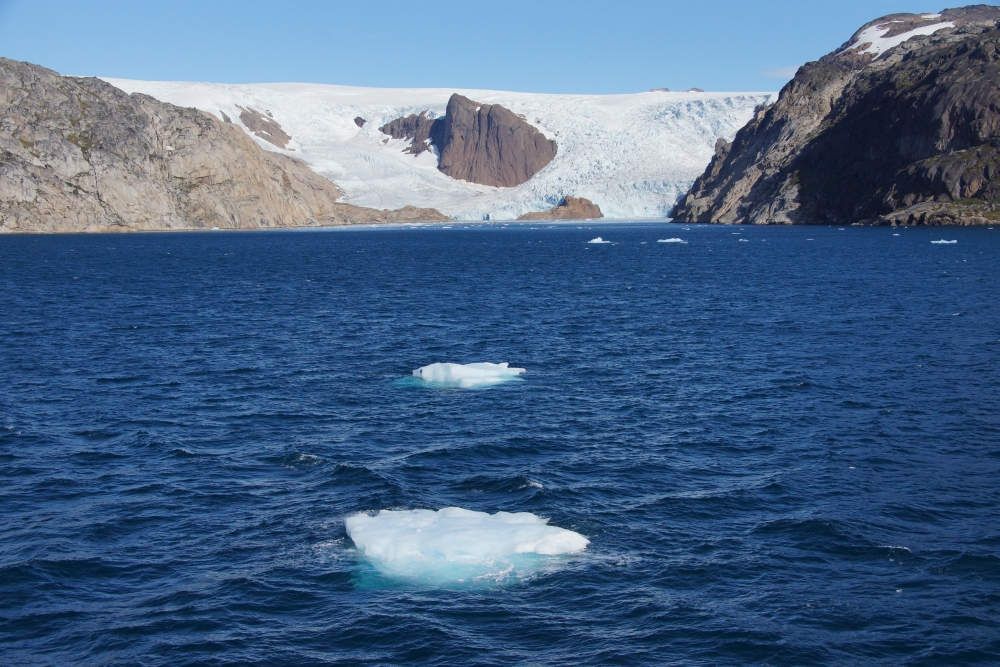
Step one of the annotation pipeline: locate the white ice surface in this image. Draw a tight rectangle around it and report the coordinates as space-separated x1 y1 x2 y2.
588 237 613 244
412 362 525 388
101 78 775 220
658 238 687 243
848 21 954 59
931 240 958 244
346 507 588 582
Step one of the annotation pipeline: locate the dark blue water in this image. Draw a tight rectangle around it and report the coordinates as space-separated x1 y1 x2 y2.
1 223 998 666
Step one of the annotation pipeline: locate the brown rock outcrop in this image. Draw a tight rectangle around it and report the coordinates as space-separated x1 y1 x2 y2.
380 94 558 187
671 6 1000 225
438 94 558 187
517 197 603 220
236 105 292 150
354 116 366 128
0 58 449 233
378 111 443 156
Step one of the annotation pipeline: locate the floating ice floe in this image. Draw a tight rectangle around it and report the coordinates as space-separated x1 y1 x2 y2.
657 238 687 243
931 240 958 244
412 362 525 388
345 507 589 583
588 237 613 244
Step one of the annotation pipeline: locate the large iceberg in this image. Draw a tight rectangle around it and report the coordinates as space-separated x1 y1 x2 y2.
345 507 589 583
412 362 525 388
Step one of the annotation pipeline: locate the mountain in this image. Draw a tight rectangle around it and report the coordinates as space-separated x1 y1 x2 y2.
0 59 447 233
104 77 774 221
381 94 557 188
671 6 1000 225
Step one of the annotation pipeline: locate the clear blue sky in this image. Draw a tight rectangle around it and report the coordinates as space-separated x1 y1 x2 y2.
0 0 958 93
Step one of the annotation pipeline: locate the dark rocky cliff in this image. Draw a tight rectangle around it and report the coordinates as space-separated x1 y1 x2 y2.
380 94 557 187
379 111 443 157
0 59 448 233
671 6 1000 225
438 94 558 187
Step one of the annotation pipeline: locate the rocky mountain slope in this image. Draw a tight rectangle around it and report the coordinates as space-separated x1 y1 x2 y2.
671 6 1000 225
105 77 774 220
380 94 557 187
517 196 602 220
0 59 447 233
436 94 557 187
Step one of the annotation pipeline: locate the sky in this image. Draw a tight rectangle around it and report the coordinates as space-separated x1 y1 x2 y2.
0 0 956 93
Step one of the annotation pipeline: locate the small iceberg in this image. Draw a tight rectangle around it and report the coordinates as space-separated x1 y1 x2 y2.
931 240 957 244
412 362 525 389
588 237 613 244
658 238 687 243
346 507 589 583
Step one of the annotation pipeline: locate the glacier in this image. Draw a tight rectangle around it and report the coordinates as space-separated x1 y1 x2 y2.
345 507 588 583
101 78 775 221
412 362 525 388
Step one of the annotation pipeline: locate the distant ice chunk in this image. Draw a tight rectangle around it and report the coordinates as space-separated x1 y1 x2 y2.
658 238 687 243
588 237 613 244
930 240 958 244
412 362 525 388
346 507 589 582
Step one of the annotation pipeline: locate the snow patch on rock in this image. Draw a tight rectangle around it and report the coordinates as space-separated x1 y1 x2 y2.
849 21 955 59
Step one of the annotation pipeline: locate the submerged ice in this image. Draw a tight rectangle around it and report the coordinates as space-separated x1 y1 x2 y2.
412 362 525 388
345 507 588 582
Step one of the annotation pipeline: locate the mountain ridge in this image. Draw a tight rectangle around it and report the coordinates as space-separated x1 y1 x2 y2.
0 58 448 233
671 5 1000 225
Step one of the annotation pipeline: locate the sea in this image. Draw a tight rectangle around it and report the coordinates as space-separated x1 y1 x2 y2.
1 222 998 666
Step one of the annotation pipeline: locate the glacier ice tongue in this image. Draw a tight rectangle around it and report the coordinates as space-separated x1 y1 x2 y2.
101 78 775 220
412 362 525 388
345 507 589 583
